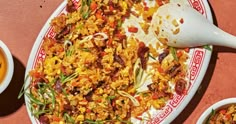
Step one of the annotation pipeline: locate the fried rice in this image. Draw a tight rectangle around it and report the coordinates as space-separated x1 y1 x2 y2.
21 0 190 123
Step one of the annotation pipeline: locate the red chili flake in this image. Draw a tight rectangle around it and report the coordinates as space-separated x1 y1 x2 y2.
128 26 138 33
219 109 227 115
115 33 126 40
225 114 231 120
144 6 149 11
143 1 147 6
138 42 145 49
156 0 163 6
86 108 92 113
107 37 113 46
136 117 143 121
135 96 142 102
112 100 116 107
90 1 98 11
157 66 164 73
95 10 103 19
96 99 102 103
100 51 107 56
109 5 114 11
184 47 189 52
152 92 158 100
32 72 42 78
123 10 131 17
180 18 184 24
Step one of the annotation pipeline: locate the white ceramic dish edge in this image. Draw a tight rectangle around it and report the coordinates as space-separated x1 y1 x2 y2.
197 98 236 124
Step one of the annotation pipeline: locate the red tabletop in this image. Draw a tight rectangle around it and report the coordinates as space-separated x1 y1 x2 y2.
0 0 235 123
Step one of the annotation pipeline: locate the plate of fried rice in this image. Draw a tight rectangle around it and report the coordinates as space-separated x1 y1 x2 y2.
20 0 213 123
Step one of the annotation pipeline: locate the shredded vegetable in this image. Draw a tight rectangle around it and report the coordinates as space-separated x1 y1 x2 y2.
117 90 140 106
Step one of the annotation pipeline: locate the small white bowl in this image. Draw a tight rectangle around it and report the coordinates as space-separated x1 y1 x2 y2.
197 98 236 124
0 40 14 94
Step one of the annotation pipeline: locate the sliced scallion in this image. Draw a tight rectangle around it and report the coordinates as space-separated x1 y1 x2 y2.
25 93 44 105
62 72 79 84
206 109 215 124
170 47 178 61
64 113 75 123
79 48 91 52
148 53 156 60
203 45 212 51
106 95 116 103
18 75 30 99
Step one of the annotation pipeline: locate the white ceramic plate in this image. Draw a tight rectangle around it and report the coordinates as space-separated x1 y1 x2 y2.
24 0 213 123
197 98 236 124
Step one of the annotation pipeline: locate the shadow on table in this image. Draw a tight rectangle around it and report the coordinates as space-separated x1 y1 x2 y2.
213 46 236 53
0 56 26 116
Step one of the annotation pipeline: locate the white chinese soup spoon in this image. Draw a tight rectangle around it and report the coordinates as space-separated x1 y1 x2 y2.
150 3 236 48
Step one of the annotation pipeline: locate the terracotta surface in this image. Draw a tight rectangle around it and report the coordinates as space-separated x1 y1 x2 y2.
0 0 235 123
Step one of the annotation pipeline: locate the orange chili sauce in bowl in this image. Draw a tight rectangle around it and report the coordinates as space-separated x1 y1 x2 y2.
0 48 7 84
0 40 14 94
